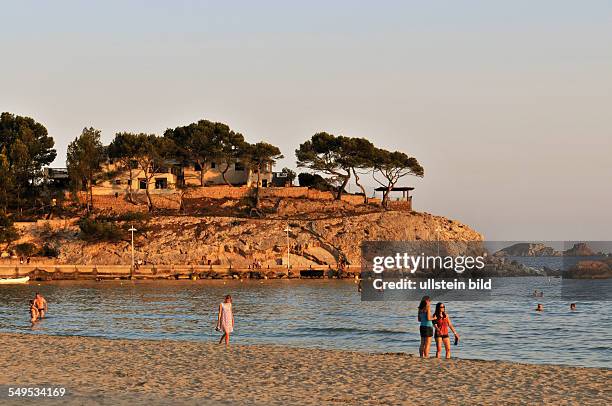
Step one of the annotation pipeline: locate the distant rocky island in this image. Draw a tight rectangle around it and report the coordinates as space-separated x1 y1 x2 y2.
494 242 601 257
563 243 596 257
494 243 560 257
565 259 612 279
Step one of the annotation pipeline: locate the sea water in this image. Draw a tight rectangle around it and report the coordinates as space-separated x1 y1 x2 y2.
0 277 610 368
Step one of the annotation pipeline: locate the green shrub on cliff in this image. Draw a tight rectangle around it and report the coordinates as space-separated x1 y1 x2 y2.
0 212 18 246
14 242 37 257
78 218 123 242
39 243 59 257
97 212 150 223
298 173 334 192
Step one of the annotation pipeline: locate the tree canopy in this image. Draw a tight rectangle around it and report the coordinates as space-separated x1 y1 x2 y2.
295 132 355 200
66 127 105 212
164 120 216 185
244 141 283 208
0 112 57 215
107 132 141 203
0 112 56 175
0 110 426 217
164 120 249 186
0 211 18 248
372 148 424 208
131 133 176 211
297 131 423 207
340 137 376 203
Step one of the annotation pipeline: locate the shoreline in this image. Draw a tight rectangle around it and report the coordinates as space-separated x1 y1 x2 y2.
1 333 609 405
4 331 611 371
0 263 358 281
0 265 562 281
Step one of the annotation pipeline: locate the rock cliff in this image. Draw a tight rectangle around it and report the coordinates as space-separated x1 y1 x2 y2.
14 210 483 267
565 259 612 279
563 243 596 257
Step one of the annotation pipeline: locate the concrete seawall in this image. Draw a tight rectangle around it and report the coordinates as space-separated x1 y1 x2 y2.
0 264 361 281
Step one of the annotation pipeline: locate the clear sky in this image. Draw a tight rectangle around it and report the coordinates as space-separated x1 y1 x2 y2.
1 1 611 240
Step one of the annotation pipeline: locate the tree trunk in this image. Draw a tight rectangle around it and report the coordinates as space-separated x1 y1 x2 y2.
382 184 393 209
221 162 232 186
127 167 134 204
335 175 350 200
144 170 154 212
352 168 368 204
2 188 7 213
255 166 261 208
88 180 94 212
179 191 185 213
16 188 21 216
145 183 153 212
198 160 204 186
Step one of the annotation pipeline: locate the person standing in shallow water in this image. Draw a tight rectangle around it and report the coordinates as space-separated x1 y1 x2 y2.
33 293 47 319
433 302 459 359
417 296 435 357
216 295 234 345
29 300 39 323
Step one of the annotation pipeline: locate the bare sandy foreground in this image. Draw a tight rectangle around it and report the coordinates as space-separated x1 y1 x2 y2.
0 334 609 406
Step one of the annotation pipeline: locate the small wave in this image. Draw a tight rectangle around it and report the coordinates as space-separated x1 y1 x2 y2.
295 326 406 335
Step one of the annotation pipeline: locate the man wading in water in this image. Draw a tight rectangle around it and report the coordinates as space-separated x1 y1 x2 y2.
33 293 48 319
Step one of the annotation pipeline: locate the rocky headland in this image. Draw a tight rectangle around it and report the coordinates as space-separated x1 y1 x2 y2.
9 210 481 269
9 196 602 278
565 259 612 279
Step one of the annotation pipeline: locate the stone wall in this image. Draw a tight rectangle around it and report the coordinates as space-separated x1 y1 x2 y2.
388 198 412 211
77 192 181 211
76 186 405 214
0 264 360 280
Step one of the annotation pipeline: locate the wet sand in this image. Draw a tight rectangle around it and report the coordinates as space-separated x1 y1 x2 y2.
0 333 609 405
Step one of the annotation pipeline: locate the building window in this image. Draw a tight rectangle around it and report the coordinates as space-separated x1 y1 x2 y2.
139 179 147 190
155 178 168 189
210 162 216 169
127 179 132 186
194 163 202 171
130 160 138 169
234 162 245 171
115 179 122 185
262 179 268 187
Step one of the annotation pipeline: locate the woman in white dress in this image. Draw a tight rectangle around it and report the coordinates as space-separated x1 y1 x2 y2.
216 295 234 345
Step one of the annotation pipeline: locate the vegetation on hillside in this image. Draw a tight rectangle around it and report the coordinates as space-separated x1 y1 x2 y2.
1 111 424 217
66 127 105 213
296 132 423 207
0 112 57 216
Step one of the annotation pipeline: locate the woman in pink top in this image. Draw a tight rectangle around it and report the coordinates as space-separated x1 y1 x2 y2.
216 295 234 345
433 302 459 359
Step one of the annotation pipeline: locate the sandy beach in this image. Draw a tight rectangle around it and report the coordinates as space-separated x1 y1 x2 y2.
0 333 609 405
